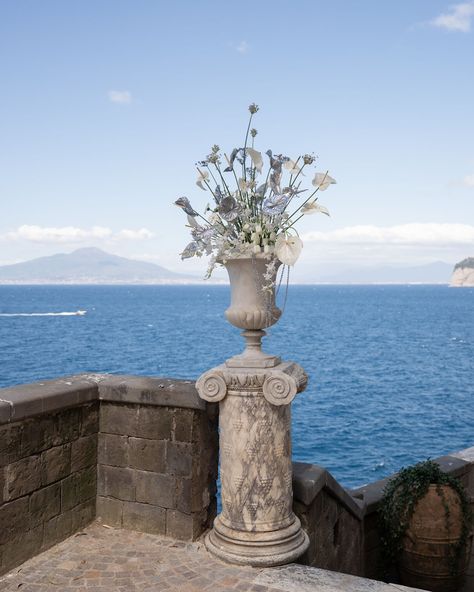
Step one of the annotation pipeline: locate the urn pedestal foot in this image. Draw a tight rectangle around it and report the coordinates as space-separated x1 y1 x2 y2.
204 514 309 567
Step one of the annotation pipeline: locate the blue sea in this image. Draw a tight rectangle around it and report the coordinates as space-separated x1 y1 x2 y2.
0 285 473 490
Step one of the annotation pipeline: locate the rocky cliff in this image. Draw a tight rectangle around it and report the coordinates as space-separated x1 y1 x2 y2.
450 257 474 287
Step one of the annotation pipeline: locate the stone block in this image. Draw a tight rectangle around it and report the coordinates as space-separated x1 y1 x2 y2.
128 438 165 473
176 478 192 514
98 375 204 410
98 433 129 467
41 444 71 485
71 434 97 471
100 403 138 436
0 423 23 467
61 466 96 511
173 409 194 442
96 495 123 526
1 524 43 574
42 510 73 551
122 501 166 535
166 441 192 477
0 497 29 545
71 498 95 531
99 465 135 501
80 402 99 436
136 406 173 440
30 482 61 526
166 509 201 541
135 471 176 508
53 406 82 445
4 455 42 500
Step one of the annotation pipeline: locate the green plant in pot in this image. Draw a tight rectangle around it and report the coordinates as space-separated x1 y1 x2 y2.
379 459 472 592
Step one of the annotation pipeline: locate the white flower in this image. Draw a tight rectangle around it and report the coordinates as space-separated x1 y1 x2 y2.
283 159 304 176
275 234 303 266
301 202 330 216
196 169 209 191
312 172 336 191
246 148 263 173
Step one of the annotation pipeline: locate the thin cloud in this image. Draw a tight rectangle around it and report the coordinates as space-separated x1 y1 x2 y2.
302 223 474 246
236 40 249 54
2 225 154 243
108 90 132 104
430 2 474 32
117 228 154 240
463 174 474 186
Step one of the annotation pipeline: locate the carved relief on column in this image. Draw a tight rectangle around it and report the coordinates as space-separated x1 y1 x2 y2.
219 392 293 532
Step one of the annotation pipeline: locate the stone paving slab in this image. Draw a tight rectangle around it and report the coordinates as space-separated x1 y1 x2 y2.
0 522 425 592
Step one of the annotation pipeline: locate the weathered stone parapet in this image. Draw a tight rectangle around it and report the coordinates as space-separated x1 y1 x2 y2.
0 400 98 575
292 462 364 576
0 374 218 576
97 399 218 541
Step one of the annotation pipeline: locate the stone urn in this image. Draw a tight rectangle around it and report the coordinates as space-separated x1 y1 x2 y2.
196 255 309 566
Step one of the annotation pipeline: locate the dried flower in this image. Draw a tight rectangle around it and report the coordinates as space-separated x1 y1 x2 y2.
303 154 315 165
248 103 259 114
250 128 258 137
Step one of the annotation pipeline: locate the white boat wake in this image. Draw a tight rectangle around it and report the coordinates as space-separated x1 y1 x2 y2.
0 310 87 317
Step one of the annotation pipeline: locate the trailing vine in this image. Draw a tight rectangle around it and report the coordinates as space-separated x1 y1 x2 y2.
378 459 472 578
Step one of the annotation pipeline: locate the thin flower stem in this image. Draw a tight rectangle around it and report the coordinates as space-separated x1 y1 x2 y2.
213 163 233 198
289 159 305 188
285 171 328 221
242 113 253 182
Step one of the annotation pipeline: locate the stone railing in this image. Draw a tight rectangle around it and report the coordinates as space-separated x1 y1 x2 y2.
1 374 473 587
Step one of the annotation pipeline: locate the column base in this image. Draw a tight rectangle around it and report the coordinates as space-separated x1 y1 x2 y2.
204 514 309 567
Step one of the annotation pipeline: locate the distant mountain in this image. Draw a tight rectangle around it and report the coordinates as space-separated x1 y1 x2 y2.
450 257 474 287
300 261 454 284
0 248 201 284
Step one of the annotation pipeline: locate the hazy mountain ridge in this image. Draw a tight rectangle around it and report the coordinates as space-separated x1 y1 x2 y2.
0 248 201 284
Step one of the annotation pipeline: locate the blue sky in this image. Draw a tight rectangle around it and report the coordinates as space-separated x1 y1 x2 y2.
1 1 474 278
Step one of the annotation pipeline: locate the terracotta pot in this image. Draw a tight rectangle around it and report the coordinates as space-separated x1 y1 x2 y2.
399 484 471 592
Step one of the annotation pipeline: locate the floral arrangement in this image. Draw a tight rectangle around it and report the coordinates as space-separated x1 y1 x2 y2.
174 104 336 281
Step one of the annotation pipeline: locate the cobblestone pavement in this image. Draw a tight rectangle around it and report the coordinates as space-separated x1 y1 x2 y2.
0 522 422 592
0 522 293 592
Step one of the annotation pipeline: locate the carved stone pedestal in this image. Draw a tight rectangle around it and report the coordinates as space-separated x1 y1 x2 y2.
196 353 309 566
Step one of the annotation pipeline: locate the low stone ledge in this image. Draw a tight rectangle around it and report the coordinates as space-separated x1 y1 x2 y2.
0 374 206 425
98 375 204 410
0 376 100 424
293 461 365 520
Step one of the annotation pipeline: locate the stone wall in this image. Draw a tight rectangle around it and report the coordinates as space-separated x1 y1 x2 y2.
0 379 98 575
292 462 364 576
0 375 218 576
96 376 218 540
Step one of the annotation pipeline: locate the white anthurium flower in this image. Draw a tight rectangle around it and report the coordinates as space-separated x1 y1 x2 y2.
312 172 336 191
275 234 303 266
246 148 263 173
301 202 330 216
283 159 304 176
196 170 209 191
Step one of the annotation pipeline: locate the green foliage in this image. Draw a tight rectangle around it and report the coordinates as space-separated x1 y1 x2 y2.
378 459 472 578
454 257 474 270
